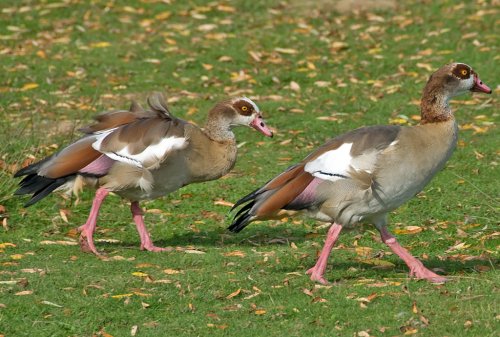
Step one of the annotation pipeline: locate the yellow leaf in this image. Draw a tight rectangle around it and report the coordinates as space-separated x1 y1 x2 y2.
254 309 266 315
359 258 395 268
111 293 134 299
355 247 373 257
163 268 181 275
0 243 16 249
155 11 171 20
132 272 149 277
90 41 111 48
10 254 23 260
393 226 422 234
21 83 38 91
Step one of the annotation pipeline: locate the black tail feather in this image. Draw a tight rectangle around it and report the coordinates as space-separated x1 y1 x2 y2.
14 173 73 207
228 212 253 233
233 200 255 219
230 186 261 213
13 157 52 178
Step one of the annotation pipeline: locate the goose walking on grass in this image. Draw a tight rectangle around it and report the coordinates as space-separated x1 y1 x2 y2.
15 92 273 255
229 63 492 284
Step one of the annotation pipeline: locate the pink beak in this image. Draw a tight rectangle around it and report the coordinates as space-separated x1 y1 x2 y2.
471 74 492 94
250 114 273 137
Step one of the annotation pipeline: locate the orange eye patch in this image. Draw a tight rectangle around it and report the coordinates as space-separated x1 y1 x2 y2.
461 69 468 76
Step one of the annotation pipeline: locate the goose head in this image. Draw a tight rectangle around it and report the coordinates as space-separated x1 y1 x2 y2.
206 97 273 139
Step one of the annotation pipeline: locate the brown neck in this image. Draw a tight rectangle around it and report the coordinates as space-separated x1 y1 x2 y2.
420 84 453 125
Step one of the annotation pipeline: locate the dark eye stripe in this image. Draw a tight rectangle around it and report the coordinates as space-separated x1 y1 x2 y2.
452 64 471 80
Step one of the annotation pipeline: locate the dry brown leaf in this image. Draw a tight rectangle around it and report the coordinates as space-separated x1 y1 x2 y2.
302 288 314 297
225 288 241 299
163 268 181 275
223 250 246 257
214 199 234 207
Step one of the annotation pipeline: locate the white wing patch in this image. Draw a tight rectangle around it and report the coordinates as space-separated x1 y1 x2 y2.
304 143 354 182
92 135 187 168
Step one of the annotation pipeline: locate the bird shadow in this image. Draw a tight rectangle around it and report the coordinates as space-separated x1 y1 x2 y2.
93 226 497 279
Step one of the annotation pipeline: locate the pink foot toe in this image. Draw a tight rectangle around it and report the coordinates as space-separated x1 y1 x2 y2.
306 267 329 285
141 244 174 252
410 265 447 283
79 233 100 255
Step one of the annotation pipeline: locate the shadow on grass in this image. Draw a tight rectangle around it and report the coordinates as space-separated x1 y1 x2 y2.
88 226 498 281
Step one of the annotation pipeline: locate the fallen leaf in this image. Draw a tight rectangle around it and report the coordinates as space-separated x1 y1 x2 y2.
213 199 234 207
132 272 149 277
254 309 266 315
130 325 138 336
226 288 241 299
223 250 246 257
111 293 134 299
289 81 301 92
302 288 314 297
393 226 423 234
358 258 395 268
163 268 181 275
184 249 205 254
274 47 298 54
41 300 63 308
90 42 111 48
21 83 38 91
15 290 33 296
40 240 78 246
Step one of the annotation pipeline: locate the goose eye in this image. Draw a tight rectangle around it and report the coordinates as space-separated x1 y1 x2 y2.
461 69 468 76
241 106 248 112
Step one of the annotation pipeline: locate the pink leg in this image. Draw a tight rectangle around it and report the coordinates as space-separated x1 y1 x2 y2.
379 226 447 283
131 202 173 252
306 223 343 284
78 187 109 255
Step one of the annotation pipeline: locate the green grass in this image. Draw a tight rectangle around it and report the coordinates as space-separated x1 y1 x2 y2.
1 0 499 336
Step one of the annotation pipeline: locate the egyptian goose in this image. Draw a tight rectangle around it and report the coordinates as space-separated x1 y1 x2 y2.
15 92 273 254
230 63 492 284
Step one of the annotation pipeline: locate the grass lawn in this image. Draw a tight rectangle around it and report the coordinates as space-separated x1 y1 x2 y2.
0 0 498 336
